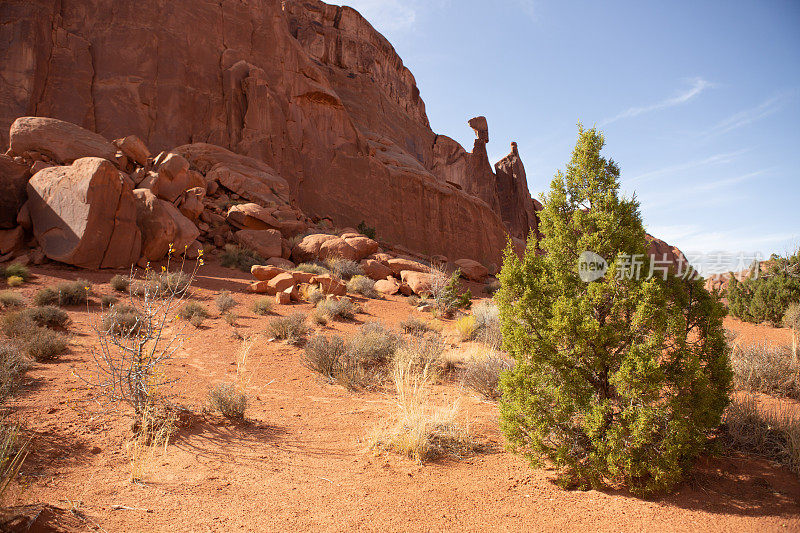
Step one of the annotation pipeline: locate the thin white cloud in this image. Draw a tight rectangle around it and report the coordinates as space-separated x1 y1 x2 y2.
628 148 749 184
701 93 791 137
601 77 712 126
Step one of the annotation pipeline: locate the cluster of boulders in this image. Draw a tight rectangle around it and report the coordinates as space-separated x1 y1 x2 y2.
244 230 494 302
0 116 309 268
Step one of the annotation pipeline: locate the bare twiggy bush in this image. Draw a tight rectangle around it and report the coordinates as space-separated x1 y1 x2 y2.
730 342 799 400
101 304 143 337
0 292 23 309
266 313 309 344
784 302 800 362
370 356 477 462
223 312 238 326
347 323 400 366
723 394 800 475
393 335 446 378
110 274 130 293
471 300 502 348
305 335 346 378
428 265 469 317
209 383 248 419
462 351 512 400
347 275 378 298
215 291 237 313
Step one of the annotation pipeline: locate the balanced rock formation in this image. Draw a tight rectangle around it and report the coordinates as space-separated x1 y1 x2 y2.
27 158 141 268
495 142 538 240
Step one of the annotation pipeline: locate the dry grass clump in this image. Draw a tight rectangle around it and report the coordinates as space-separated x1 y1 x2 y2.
2 264 30 283
6 277 23 288
295 262 329 276
454 315 477 341
306 287 325 306
0 292 23 309
220 244 266 272
127 403 178 483
23 328 68 362
100 294 118 307
33 279 91 307
723 394 800 475
730 342 799 400
471 300 502 348
266 312 309 344
315 298 358 321
215 291 237 313
326 258 362 280
347 275 378 298
251 297 274 316
131 270 191 298
348 323 400 366
223 312 238 326
0 342 30 402
178 301 209 327
370 357 477 462
209 382 248 419
400 315 434 336
110 274 130 293
393 335 447 378
462 351 512 400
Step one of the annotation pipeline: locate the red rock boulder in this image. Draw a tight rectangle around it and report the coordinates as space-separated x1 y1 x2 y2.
455 258 489 282
133 189 199 262
360 259 393 281
400 270 433 296
9 117 117 163
235 229 282 259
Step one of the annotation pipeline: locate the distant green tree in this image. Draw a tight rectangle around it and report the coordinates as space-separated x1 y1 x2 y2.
497 125 732 495
727 252 800 326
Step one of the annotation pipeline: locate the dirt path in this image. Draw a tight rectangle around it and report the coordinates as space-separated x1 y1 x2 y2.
3 262 799 531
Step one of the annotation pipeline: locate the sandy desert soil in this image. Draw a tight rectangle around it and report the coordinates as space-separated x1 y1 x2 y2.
2 260 799 532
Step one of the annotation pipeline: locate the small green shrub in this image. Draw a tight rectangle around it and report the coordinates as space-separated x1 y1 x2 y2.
220 244 266 272
23 327 68 361
357 221 376 240
215 291 237 313
0 292 23 309
266 313 308 344
3 264 30 282
110 274 130 292
315 298 358 321
727 252 800 326
33 279 91 307
251 297 274 316
209 382 248 419
326 258 362 280
430 267 467 317
295 262 330 276
347 275 378 298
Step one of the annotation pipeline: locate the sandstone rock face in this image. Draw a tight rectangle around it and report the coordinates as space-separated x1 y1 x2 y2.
0 0 512 265
9 117 117 163
387 258 428 277
455 258 489 282
236 229 283 259
360 259 393 281
318 237 357 261
0 155 30 228
132 189 198 261
27 158 141 268
312 274 347 296
494 142 538 240
344 236 379 260
400 270 432 296
0 226 25 255
268 272 296 293
113 135 150 166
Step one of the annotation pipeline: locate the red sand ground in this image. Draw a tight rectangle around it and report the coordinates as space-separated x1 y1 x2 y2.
3 260 799 532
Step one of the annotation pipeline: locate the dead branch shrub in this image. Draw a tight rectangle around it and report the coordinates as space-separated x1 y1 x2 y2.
0 292 23 309
731 342 800 400
266 313 308 344
215 291 237 313
251 297 274 316
723 394 800 475
347 275 378 298
131 270 191 298
33 279 91 307
462 351 512 400
209 382 248 420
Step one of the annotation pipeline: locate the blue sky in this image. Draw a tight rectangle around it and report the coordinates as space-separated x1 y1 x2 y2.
338 0 800 273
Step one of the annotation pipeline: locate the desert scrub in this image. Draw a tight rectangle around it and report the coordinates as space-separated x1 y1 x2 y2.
393 335 446 378
295 262 330 276
370 356 477 462
462 351 512 400
326 258 362 280
215 291 237 313
315 298 358 321
347 275 378 298
306 287 325 306
220 244 266 272
22 306 70 329
0 292 23 309
179 301 209 327
730 342 799 400
33 279 91 307
110 274 130 293
101 304 144 337
304 328 394 390
266 313 308 344
250 297 274 316
347 323 400 366
723 394 800 475
23 328 68 361
471 300 502 348
454 315 477 341
400 316 434 336
209 382 248 420
6 276 23 288
131 270 191 298
223 312 238 326
484 279 501 295
0 341 30 401
100 294 118 307
429 266 468 317
2 264 30 282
